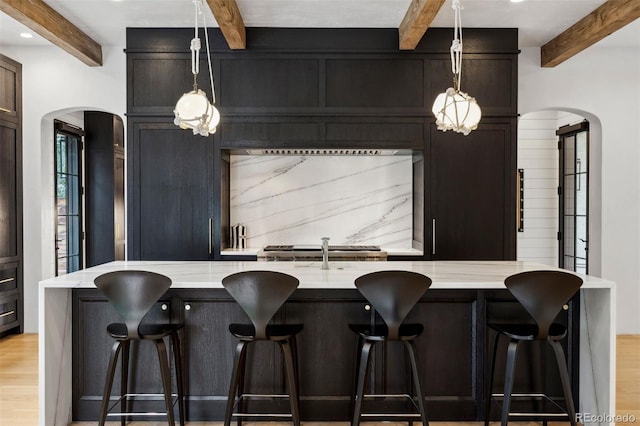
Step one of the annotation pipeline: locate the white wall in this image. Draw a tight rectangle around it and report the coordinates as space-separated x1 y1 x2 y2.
517 111 587 267
517 111 560 266
0 45 126 332
519 45 640 334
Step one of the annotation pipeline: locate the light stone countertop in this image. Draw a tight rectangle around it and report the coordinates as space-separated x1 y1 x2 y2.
39 260 614 290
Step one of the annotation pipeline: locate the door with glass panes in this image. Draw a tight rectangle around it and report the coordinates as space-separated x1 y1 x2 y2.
55 121 84 275
558 121 589 274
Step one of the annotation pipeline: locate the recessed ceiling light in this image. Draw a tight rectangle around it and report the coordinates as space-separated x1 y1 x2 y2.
19 32 34 39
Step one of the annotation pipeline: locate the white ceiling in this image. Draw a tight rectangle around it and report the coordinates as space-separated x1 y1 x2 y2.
0 0 638 51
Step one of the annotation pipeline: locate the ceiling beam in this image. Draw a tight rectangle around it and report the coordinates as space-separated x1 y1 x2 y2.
541 0 640 67
0 0 102 67
204 0 246 49
398 0 447 50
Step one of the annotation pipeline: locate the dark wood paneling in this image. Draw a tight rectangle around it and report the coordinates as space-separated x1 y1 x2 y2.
428 56 517 116
0 56 22 337
220 121 322 144
220 58 320 108
430 121 516 260
326 59 424 108
325 121 423 143
129 56 192 113
85 112 125 266
126 28 518 54
128 120 214 260
0 63 17 118
0 123 18 259
284 297 370 419
73 288 579 422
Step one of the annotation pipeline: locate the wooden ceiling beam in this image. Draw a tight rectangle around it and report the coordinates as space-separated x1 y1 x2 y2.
0 0 102 67
204 0 246 49
399 0 447 50
541 0 640 67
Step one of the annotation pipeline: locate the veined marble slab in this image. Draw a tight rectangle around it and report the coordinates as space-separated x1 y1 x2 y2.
229 155 413 248
39 260 616 426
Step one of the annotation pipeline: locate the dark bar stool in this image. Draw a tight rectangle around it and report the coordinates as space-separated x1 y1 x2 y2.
485 270 583 426
349 270 432 426
222 270 303 426
94 270 185 426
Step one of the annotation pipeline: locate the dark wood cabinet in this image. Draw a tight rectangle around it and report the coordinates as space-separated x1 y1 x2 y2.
72 288 579 421
127 120 215 260
429 120 516 260
126 28 518 261
0 54 22 336
85 112 126 266
0 55 20 122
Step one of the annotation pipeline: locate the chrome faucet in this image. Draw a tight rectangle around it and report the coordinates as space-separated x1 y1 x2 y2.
321 237 330 269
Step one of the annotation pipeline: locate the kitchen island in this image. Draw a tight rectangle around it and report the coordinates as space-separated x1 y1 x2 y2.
39 260 615 425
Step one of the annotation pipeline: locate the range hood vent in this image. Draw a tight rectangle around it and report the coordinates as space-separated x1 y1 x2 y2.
244 149 403 156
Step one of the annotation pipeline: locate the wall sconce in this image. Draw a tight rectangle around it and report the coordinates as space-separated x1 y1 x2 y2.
174 0 220 136
431 0 481 136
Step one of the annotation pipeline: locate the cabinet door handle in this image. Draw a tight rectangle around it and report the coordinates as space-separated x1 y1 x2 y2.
0 277 15 284
432 218 436 255
0 310 15 319
208 218 212 255
0 107 12 113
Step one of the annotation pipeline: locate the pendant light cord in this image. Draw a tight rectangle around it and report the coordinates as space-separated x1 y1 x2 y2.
191 0 217 104
450 0 463 91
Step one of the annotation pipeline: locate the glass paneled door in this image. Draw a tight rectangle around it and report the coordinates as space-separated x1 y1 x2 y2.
558 121 589 274
55 121 84 275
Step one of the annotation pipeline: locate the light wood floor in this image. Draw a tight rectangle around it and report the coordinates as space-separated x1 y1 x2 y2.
1 334 638 425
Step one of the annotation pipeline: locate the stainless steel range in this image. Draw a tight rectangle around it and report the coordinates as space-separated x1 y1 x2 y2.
257 244 387 261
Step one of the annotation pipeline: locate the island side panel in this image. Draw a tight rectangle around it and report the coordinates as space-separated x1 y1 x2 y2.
39 286 73 426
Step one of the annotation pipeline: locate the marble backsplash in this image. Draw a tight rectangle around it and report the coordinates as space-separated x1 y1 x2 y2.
230 155 413 248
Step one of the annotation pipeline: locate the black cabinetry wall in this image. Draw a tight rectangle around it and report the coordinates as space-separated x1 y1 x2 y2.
126 28 518 261
0 54 23 335
85 112 126 266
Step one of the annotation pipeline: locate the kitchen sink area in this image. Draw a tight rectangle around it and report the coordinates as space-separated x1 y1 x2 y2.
257 244 388 261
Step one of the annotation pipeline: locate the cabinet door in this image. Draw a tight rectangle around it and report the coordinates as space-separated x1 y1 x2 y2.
0 55 20 123
0 121 19 260
128 121 214 260
284 294 371 419
430 122 516 260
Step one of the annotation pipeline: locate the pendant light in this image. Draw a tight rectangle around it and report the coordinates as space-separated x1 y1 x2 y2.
174 0 220 136
431 0 481 136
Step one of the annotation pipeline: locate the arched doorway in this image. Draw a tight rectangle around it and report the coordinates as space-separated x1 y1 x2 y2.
516 109 602 275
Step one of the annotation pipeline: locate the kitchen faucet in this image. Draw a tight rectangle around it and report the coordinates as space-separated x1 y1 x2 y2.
321 237 330 269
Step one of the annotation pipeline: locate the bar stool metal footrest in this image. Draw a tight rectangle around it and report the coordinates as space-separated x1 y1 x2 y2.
104 392 182 419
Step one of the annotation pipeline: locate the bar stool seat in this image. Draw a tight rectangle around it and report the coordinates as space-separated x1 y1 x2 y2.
229 323 304 341
348 323 424 342
488 323 567 341
106 323 184 340
95 270 185 426
485 269 582 426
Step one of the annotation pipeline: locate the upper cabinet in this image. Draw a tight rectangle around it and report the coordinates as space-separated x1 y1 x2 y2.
126 28 518 261
126 28 518 118
0 55 21 123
